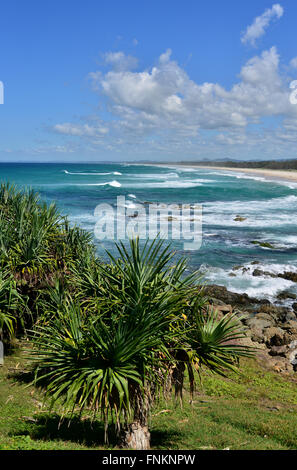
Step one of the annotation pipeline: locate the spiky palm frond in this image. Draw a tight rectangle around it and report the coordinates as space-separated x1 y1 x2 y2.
29 302 172 442
28 236 255 447
185 306 255 377
0 270 24 340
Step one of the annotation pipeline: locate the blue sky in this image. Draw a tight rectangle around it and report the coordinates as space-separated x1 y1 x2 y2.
1 0 297 162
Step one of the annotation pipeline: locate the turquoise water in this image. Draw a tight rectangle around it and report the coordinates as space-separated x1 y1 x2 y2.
1 162 297 302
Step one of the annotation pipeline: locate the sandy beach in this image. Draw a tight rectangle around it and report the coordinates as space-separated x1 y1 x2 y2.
140 163 297 183
191 166 297 183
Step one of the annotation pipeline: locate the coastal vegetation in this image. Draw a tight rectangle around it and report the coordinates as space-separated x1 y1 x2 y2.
170 159 297 170
1 349 297 450
0 183 259 449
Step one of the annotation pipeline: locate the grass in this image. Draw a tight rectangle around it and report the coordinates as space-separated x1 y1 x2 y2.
1 342 296 451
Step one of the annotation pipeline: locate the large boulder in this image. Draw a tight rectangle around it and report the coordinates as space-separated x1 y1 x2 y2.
258 304 290 323
246 317 273 331
278 272 297 282
277 291 297 301
203 285 260 307
268 345 288 357
264 327 286 347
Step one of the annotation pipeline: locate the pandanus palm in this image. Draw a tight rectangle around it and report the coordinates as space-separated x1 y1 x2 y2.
29 238 254 449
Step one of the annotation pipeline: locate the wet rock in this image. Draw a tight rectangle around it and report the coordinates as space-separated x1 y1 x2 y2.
232 265 244 271
278 271 297 282
252 269 263 276
203 285 259 307
251 240 275 249
277 291 297 301
252 269 277 278
234 215 246 222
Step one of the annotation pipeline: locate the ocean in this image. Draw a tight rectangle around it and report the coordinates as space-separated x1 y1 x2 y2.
1 161 297 304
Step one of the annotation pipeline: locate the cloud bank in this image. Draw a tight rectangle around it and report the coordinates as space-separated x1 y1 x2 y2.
241 4 284 47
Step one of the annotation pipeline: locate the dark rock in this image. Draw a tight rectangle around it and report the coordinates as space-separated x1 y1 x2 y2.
264 327 286 347
252 269 263 277
202 285 259 307
284 311 297 322
278 271 297 282
252 269 277 278
234 215 246 222
232 265 244 271
268 345 288 357
277 291 297 301
251 240 275 249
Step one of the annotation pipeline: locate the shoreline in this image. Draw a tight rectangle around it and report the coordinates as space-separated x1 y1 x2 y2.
187 165 297 183
133 162 297 183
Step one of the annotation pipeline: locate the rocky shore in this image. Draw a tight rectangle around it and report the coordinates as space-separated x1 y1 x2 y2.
204 283 297 374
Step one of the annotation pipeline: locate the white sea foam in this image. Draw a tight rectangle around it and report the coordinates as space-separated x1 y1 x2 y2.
109 180 121 187
196 169 297 188
123 181 203 189
201 195 297 228
79 180 122 188
203 263 297 301
63 170 122 176
127 172 179 179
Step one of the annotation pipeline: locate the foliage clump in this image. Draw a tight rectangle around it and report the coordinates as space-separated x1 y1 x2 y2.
0 183 255 449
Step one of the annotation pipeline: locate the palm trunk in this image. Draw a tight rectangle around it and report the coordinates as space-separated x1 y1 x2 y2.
121 421 151 449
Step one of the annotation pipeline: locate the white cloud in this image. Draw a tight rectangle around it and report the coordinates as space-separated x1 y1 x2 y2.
290 57 297 69
104 51 138 71
159 48 172 64
91 47 295 133
241 4 284 47
54 123 108 137
52 47 297 160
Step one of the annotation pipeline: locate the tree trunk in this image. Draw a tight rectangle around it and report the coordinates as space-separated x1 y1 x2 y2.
121 421 151 450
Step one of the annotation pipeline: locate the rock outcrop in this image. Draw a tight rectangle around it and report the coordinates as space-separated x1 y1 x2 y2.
203 284 297 374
